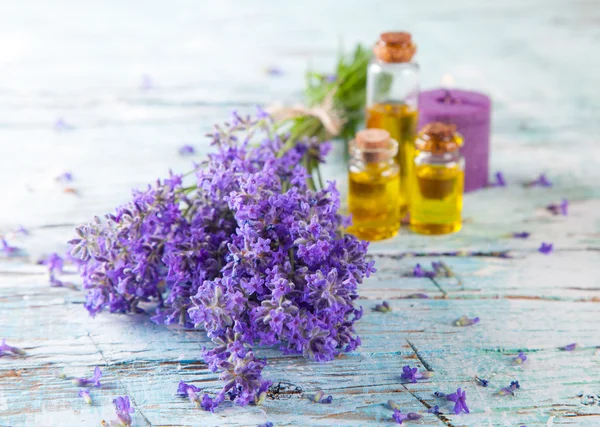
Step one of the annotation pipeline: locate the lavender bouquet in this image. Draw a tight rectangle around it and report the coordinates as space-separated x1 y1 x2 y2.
69 111 374 410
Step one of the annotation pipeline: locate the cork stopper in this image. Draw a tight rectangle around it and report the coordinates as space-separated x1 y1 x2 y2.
351 129 397 163
416 122 462 154
373 32 417 63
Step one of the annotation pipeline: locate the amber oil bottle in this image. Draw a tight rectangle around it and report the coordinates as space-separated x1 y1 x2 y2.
347 129 400 241
366 32 420 217
409 122 464 235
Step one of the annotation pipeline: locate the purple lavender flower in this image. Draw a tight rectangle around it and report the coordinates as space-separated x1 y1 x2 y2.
308 390 332 403
514 352 527 365
177 381 202 405
178 144 195 156
265 66 283 76
498 380 520 396
512 232 530 239
392 409 422 424
475 376 489 387
454 315 480 326
73 366 102 387
0 339 26 357
200 393 223 412
561 343 577 351
404 293 429 299
413 263 435 278
54 118 73 131
538 242 553 254
39 252 66 287
490 171 506 187
373 301 391 313
434 391 446 398
257 423 274 427
140 74 153 90
112 395 134 426
446 388 469 414
78 388 92 404
400 365 433 383
525 173 552 187
547 199 568 216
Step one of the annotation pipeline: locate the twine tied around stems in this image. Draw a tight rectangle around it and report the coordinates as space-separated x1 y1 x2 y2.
266 90 345 137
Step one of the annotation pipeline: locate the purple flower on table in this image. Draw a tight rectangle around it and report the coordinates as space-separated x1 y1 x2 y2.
55 172 73 183
112 395 135 426
547 199 568 216
265 66 283 76
177 381 202 406
525 173 552 188
446 388 469 414
178 144 195 156
561 343 577 351
373 301 391 313
512 232 530 239
200 393 223 412
490 171 506 187
475 376 489 387
0 339 26 357
454 315 480 326
54 118 74 131
78 388 92 404
257 423 274 427
434 391 446 398
538 242 553 254
427 404 441 415
15 225 29 235
413 263 435 278
392 409 422 424
39 253 64 275
404 293 429 299
73 366 102 387
401 365 433 383
514 352 527 365
498 380 520 396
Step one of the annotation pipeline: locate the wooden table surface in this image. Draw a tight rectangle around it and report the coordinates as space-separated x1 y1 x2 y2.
1 1 599 426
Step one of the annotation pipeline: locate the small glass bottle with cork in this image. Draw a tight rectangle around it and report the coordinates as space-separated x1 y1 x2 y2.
409 122 464 235
366 31 420 217
347 129 400 241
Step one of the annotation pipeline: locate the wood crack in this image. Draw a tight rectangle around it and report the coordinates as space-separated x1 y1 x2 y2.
406 340 434 372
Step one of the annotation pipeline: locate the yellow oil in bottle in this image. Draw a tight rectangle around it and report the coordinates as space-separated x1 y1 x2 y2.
347 162 401 241
409 164 464 235
366 103 419 216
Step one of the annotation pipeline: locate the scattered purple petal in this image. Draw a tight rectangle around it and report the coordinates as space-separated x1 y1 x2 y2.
309 390 332 404
403 293 429 299
454 315 480 327
514 352 527 365
413 263 435 278
15 225 29 235
373 301 391 313
200 393 223 412
257 423 274 427
538 242 553 254
446 387 470 414
39 253 64 275
179 144 195 156
498 380 520 396
73 366 102 387
490 171 506 187
512 232 530 239
392 408 422 424
177 381 202 406
434 391 446 398
561 343 577 351
1 239 20 256
547 199 568 216
475 376 489 387
401 366 419 383
0 339 26 357
78 388 92 404
427 404 441 415
55 172 73 183
113 395 135 426
525 173 552 188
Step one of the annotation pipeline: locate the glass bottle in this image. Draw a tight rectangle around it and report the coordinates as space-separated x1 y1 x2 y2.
347 129 400 241
409 122 464 235
366 31 420 218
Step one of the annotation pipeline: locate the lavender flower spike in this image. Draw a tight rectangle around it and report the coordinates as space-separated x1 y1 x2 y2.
514 352 527 365
538 242 553 254
498 380 520 396
427 404 441 414
73 366 102 387
547 199 568 216
113 395 135 426
454 315 480 327
78 389 92 404
392 409 422 424
177 381 202 406
475 376 489 387
491 171 506 187
446 388 469 414
512 232 530 239
178 144 195 156
0 339 26 357
561 343 577 351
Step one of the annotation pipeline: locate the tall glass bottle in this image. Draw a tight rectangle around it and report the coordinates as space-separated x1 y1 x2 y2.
409 122 464 235
347 129 400 241
366 32 419 218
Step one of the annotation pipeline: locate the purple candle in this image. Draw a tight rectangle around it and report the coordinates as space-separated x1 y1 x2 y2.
418 89 491 192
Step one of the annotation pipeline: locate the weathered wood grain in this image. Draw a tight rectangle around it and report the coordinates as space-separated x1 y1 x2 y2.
1 0 600 426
